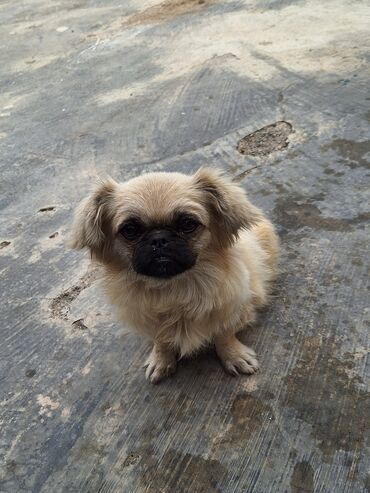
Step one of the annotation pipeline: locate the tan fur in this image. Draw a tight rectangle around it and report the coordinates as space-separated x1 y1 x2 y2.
70 168 279 383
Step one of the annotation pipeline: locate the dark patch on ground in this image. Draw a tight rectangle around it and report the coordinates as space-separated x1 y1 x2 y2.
50 270 97 320
213 391 275 448
261 0 305 11
76 439 107 461
320 271 350 287
5 460 17 475
141 449 227 493
72 318 88 330
290 461 315 493
49 232 59 239
163 390 199 422
321 139 370 169
346 453 361 482
365 473 370 492
122 452 141 468
25 369 36 378
125 0 214 26
283 335 369 461
349 211 370 225
232 165 262 182
231 391 275 430
272 196 368 233
38 206 56 212
237 121 293 157
0 241 11 249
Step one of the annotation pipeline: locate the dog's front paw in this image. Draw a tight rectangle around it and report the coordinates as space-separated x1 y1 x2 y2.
144 344 177 384
215 335 259 376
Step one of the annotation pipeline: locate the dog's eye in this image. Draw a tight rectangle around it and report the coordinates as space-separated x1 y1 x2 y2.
120 220 143 240
177 216 199 234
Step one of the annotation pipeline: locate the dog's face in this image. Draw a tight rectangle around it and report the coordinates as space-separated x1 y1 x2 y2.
70 169 261 280
109 173 210 279
118 211 201 279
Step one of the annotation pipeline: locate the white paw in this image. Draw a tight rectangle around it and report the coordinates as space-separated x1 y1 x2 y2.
217 340 259 376
143 348 177 384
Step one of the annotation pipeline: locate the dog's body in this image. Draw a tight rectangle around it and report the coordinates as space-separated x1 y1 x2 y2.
71 169 279 383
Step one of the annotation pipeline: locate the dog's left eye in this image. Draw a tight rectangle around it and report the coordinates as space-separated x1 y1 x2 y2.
177 216 199 234
120 220 143 240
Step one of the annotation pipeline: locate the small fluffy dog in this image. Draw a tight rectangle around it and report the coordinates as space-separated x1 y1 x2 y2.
70 168 279 383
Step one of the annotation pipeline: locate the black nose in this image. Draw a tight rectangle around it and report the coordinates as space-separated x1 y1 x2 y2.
150 231 170 249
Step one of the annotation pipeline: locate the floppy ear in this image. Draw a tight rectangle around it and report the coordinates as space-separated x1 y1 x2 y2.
69 179 117 258
193 168 262 248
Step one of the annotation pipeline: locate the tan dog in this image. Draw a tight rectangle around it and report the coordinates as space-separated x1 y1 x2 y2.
70 168 279 383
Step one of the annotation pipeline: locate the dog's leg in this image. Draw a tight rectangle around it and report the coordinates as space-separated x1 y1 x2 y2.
214 334 259 375
144 342 177 384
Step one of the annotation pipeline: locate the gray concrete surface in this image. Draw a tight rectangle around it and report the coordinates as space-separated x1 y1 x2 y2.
0 1 369 492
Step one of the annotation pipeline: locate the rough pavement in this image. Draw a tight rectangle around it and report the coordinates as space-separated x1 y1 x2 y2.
0 1 369 492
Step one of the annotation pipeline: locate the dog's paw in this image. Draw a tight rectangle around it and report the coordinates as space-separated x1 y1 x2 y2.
222 347 259 376
215 336 259 376
144 345 177 384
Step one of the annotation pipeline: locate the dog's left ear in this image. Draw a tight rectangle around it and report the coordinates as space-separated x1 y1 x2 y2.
69 179 117 259
193 168 262 248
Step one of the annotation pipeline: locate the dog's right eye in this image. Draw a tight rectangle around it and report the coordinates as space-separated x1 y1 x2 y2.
120 220 143 241
177 215 200 234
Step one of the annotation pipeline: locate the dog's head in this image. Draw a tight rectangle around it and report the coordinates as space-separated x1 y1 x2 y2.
70 169 261 279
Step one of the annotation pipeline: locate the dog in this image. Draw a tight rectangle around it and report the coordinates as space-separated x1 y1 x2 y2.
70 168 279 383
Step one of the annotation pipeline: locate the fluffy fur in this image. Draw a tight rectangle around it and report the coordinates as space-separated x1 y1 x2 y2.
70 168 279 383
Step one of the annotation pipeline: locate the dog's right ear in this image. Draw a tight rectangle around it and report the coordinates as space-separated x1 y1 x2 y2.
193 168 263 249
69 179 117 257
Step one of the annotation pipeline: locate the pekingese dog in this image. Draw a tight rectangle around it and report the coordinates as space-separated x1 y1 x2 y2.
70 168 279 383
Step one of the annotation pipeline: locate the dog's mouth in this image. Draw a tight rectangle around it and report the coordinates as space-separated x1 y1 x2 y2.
153 257 177 278
155 256 171 263
133 254 196 279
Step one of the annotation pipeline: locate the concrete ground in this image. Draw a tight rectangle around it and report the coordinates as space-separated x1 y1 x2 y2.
0 0 369 492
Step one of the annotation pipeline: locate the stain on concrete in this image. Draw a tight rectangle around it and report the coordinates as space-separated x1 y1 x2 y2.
349 211 370 225
262 0 305 11
290 461 315 493
351 256 364 266
213 391 275 447
76 440 107 461
72 318 88 331
122 452 141 468
283 335 369 461
232 165 262 182
126 0 214 26
25 369 36 378
320 272 350 287
231 391 275 427
165 391 198 422
237 121 293 157
141 449 227 493
345 453 361 482
321 139 370 169
364 473 370 492
50 270 97 320
273 197 361 233
5 459 17 475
